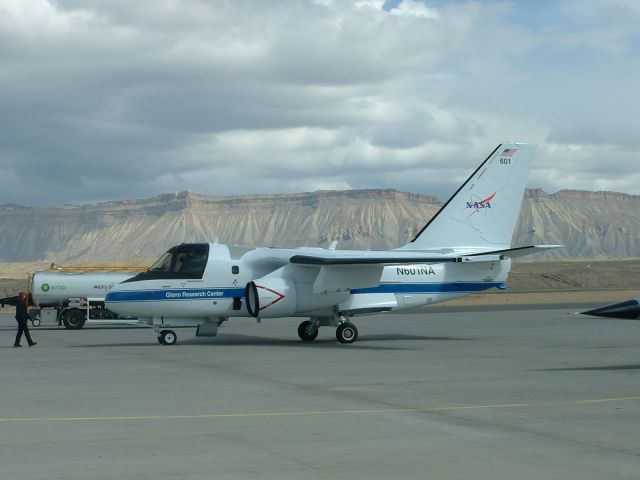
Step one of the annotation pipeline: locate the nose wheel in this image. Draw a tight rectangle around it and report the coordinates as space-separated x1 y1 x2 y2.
158 329 177 345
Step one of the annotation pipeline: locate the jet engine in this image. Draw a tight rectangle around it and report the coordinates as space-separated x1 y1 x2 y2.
245 278 297 318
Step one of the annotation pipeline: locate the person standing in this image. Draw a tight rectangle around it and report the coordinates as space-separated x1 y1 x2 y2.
14 291 36 347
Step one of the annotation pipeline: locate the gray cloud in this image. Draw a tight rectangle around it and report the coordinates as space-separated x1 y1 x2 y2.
0 0 639 207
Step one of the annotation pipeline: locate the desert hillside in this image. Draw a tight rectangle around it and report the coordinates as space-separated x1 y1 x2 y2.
0 188 639 262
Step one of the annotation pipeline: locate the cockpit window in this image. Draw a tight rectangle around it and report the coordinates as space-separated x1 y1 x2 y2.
123 243 210 282
172 246 208 276
149 253 172 272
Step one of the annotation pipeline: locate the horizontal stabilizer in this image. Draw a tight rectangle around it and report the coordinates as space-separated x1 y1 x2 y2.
470 245 563 259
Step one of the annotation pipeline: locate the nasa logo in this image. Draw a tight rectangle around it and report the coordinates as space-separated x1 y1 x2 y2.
465 192 496 217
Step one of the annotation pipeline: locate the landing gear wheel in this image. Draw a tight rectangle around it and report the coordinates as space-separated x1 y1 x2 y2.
298 320 319 342
63 309 86 330
159 330 177 346
336 322 358 344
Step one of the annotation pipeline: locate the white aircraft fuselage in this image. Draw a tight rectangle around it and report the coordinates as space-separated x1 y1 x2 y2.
108 243 511 320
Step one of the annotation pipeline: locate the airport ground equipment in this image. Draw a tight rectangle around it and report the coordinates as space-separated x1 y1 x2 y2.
27 265 143 329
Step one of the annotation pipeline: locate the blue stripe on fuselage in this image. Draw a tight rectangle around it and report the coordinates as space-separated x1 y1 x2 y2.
106 288 245 303
106 282 499 303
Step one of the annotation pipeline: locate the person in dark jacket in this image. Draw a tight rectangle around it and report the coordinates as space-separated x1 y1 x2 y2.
14 291 36 347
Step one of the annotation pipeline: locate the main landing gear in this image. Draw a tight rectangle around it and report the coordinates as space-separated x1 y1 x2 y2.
297 320 319 342
336 322 358 344
297 316 358 344
158 329 177 346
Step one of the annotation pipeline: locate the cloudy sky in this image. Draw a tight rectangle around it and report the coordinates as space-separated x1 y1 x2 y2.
1 0 639 206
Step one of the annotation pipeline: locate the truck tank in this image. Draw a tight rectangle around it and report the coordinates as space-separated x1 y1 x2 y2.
31 271 135 307
29 269 141 329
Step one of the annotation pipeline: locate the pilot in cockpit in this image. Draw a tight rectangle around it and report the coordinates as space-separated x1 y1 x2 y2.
174 253 188 273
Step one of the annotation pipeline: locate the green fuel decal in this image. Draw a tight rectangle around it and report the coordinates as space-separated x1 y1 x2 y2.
41 283 50 292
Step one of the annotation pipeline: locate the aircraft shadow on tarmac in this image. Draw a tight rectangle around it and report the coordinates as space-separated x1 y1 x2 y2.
204 333 469 350
69 333 469 350
536 364 640 371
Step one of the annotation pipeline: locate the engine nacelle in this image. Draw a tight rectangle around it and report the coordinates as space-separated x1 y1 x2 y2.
245 278 297 318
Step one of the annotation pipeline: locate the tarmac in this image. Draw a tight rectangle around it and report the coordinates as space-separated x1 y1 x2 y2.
1 303 640 479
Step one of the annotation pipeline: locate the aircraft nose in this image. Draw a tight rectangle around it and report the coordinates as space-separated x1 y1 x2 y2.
581 298 640 320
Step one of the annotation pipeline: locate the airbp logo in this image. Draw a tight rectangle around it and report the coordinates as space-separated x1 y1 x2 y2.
41 283 50 292
465 192 496 218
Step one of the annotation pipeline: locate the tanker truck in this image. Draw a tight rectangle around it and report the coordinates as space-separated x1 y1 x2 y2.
28 266 144 329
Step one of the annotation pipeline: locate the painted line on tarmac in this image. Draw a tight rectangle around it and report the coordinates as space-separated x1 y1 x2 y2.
2 395 640 423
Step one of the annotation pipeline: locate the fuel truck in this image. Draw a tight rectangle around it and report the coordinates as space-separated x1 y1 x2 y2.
27 266 144 329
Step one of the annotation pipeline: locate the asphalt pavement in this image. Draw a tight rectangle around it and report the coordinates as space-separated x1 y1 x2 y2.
1 306 640 479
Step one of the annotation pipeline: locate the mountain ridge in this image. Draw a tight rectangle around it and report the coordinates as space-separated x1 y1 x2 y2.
0 188 638 261
4 187 640 211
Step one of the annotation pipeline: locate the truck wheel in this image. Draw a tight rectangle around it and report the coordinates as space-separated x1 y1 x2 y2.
63 309 86 330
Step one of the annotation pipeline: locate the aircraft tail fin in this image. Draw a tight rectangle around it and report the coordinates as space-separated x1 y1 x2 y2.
401 143 535 252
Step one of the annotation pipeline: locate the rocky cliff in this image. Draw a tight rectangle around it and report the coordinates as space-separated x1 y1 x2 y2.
0 188 638 262
515 189 640 259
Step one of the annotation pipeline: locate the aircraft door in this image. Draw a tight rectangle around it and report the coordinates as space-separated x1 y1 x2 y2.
202 243 244 315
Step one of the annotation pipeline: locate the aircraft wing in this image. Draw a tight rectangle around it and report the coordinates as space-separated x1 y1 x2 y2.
288 245 565 265
242 247 472 272
291 253 458 265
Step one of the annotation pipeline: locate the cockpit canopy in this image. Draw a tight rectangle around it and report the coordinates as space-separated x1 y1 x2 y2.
123 243 210 282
